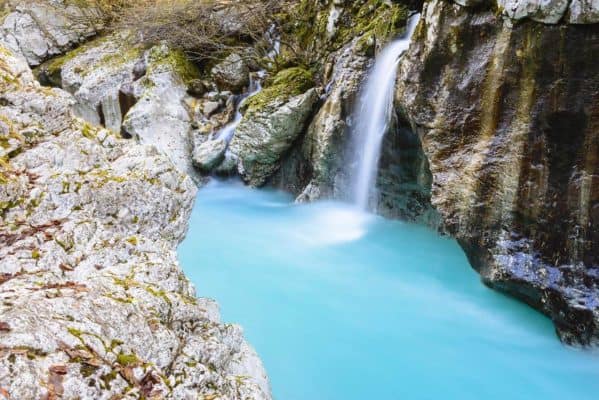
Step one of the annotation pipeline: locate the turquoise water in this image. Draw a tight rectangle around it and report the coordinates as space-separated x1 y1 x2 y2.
179 181 599 400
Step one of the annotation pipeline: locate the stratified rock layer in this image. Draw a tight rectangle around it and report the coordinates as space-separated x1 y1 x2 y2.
0 47 270 399
396 0 598 345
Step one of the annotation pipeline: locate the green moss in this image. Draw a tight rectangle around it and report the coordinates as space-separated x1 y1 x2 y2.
243 67 314 114
67 327 85 340
100 370 118 390
96 45 144 71
0 199 20 216
147 48 200 85
31 249 41 260
125 236 138 246
38 33 141 82
116 352 139 366
81 123 97 140
104 293 134 304
145 285 171 305
80 363 99 378
109 339 124 351
277 0 408 70
39 44 90 81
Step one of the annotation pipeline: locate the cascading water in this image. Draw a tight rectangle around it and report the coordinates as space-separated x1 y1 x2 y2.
351 14 420 210
216 72 264 143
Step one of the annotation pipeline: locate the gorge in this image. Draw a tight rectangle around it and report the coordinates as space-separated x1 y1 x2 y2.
0 0 598 398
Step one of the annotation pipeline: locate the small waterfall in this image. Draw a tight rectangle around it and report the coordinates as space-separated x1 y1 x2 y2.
216 72 264 143
351 14 420 210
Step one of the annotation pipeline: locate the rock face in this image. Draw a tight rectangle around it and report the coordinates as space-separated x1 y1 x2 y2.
0 0 103 66
193 138 227 172
230 89 319 186
122 46 199 180
50 32 143 132
228 68 319 187
0 46 270 399
396 0 599 345
450 0 599 23
38 37 202 181
211 53 250 92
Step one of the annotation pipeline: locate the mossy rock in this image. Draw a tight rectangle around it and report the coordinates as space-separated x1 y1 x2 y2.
243 67 314 115
146 46 200 85
276 0 409 71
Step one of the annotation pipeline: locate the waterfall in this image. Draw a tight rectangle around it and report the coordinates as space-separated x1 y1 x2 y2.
216 72 264 143
351 14 420 210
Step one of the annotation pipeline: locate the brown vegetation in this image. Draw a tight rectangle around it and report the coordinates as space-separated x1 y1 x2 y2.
112 0 286 66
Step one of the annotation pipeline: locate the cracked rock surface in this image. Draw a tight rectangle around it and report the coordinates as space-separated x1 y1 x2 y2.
0 0 103 66
0 46 270 399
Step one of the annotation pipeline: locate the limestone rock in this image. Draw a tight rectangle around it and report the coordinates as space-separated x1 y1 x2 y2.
123 45 199 180
211 53 250 92
0 0 103 66
54 32 144 132
192 138 227 172
0 45 270 399
42 38 201 181
396 0 599 345
568 0 599 23
229 88 319 187
296 39 370 200
498 0 570 23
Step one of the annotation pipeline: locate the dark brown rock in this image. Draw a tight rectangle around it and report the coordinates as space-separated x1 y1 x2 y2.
396 0 599 345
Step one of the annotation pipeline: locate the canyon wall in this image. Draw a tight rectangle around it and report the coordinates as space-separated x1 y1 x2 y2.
395 0 598 344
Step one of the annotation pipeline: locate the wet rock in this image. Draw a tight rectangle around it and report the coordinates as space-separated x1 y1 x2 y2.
230 86 319 187
498 0 570 23
211 53 250 92
395 0 599 345
0 44 270 399
295 38 370 201
568 0 599 23
192 138 227 172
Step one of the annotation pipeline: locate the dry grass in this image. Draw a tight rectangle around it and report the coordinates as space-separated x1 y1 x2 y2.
110 0 285 66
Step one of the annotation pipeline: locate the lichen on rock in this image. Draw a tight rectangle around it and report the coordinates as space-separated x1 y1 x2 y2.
228 67 319 187
395 0 599 345
0 0 105 66
0 44 270 399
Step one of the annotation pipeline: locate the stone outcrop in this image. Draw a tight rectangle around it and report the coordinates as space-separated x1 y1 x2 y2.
38 36 203 181
211 53 250 92
395 0 598 345
450 0 599 23
0 46 270 399
0 0 103 66
228 68 319 187
193 137 228 172
122 45 200 180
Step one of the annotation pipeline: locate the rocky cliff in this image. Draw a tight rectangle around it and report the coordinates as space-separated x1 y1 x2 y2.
0 44 269 399
395 0 598 345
